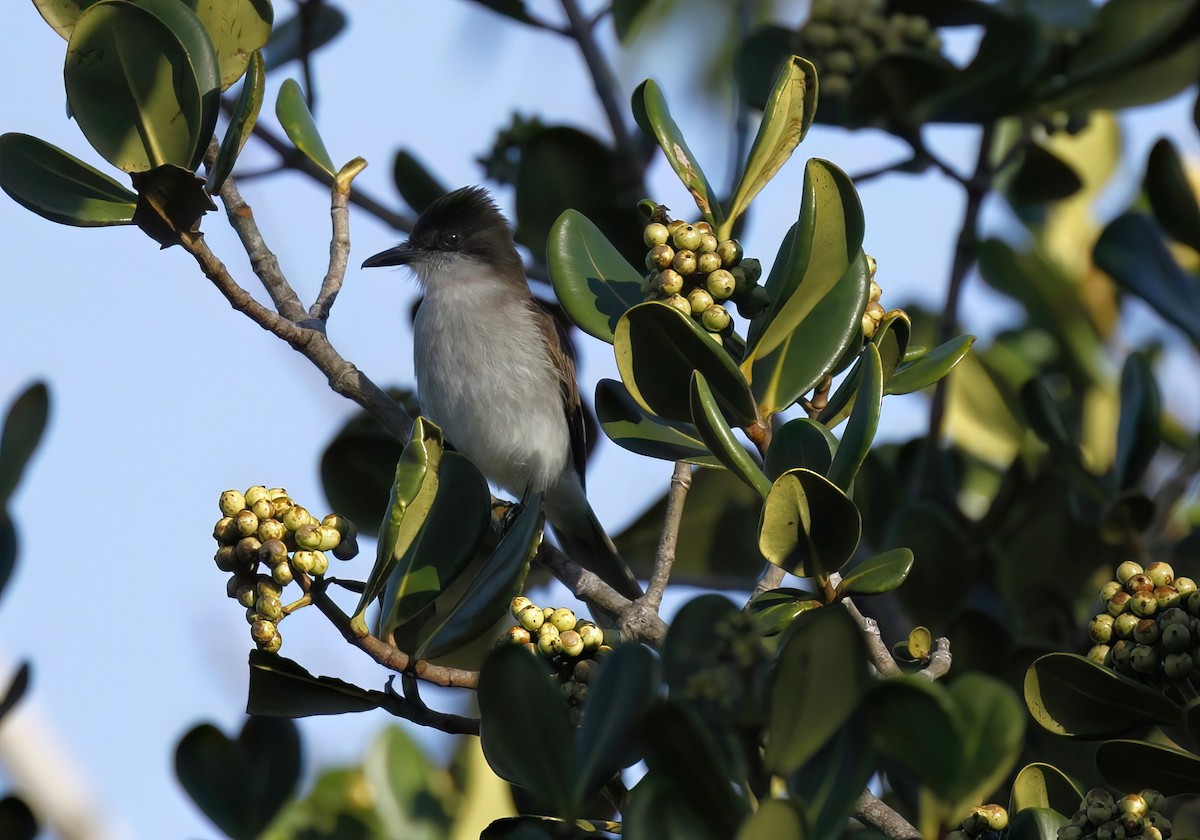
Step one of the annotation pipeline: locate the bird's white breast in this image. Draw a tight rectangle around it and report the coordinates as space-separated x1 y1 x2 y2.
411 258 570 495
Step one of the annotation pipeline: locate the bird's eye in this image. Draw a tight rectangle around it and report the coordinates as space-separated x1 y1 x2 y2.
441 232 460 248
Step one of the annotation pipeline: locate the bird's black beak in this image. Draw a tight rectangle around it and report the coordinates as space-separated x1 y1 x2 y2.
362 242 415 268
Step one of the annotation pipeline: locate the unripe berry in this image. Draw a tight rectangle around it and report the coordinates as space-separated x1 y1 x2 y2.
1100 580 1123 603
235 536 262 563
1095 820 1123 840
1133 618 1160 645
1107 591 1131 616
1088 801 1115 825
219 490 247 517
706 269 736 300
1174 576 1196 596
1143 827 1163 840
1130 644 1159 674
270 496 294 519
1160 606 1189 626
226 574 248 600
559 630 584 657
1085 789 1115 808
716 239 742 266
271 562 294 586
647 243 675 270
1111 640 1134 670
643 222 670 247
688 287 714 315
694 221 714 236
1118 795 1147 818
1114 612 1139 639
506 625 531 645
310 550 329 576
537 632 560 657
236 582 257 609
244 485 269 506
1088 613 1114 643
697 251 722 274
1059 827 1084 840
316 525 341 552
702 304 731 333
213 516 240 545
518 605 545 632
1163 651 1194 679
282 506 313 531
1146 561 1174 588
984 805 1008 831
656 269 684 296
578 622 604 651
250 498 273 521
869 279 883 303
573 658 597 683
256 594 283 621
672 249 698 276
1116 560 1144 584
665 294 692 317
1154 585 1180 610
671 224 702 251
251 619 277 646
550 608 577 632
257 518 286 543
1129 590 1157 617
234 509 259 537
1086 644 1110 665
510 596 534 619
543 606 556 621
697 233 718 254
1189 590 1200 617
1162 622 1193 652
214 546 237 572
258 538 288 567
291 550 316 574
1125 573 1153 593
294 523 322 550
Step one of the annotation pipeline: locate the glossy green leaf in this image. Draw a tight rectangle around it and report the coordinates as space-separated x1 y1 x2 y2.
613 0 652 41
624 775 722 840
787 715 873 840
392 149 447 214
1114 351 1161 490
866 677 963 796
548 209 644 344
838 547 913 596
690 372 771 497
749 251 872 418
0 383 50 506
378 451 491 636
207 50 265 192
947 674 1026 807
759 468 862 578
885 335 976 395
1145 137 1200 252
1095 739 1200 797
0 133 136 226
743 160 865 366
827 342 882 491
765 604 870 776
596 378 721 466
1007 808 1071 840
184 0 272 90
615 301 757 427
871 308 911 382
1009 142 1084 204
33 0 100 38
175 715 301 840
638 702 749 834
246 651 382 717
66 0 220 172
1024 653 1182 737
663 594 741 690
414 494 541 660
263 3 346 71
479 645 575 816
632 79 723 226
573 643 660 803
735 798 808 840
1096 212 1200 349
1010 763 1084 816
0 796 37 840
353 418 443 624
276 78 336 175
763 418 837 481
0 663 30 725
746 588 821 636
724 56 816 233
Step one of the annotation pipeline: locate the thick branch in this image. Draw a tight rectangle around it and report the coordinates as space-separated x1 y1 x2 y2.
750 564 786 602
536 543 667 644
644 461 691 608
843 598 902 678
854 791 922 840
379 681 479 736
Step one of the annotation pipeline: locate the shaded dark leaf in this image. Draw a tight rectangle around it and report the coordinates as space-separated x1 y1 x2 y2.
0 383 50 506
787 714 873 840
0 796 37 840
208 50 265 192
612 0 652 42
392 149 447 214
1145 137 1200 252
0 662 30 725
596 378 719 466
247 651 382 717
130 164 217 248
1009 142 1084 204
1095 739 1200 797
263 3 347 71
0 133 136 226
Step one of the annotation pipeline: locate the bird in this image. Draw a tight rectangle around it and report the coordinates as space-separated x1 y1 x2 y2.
362 186 643 601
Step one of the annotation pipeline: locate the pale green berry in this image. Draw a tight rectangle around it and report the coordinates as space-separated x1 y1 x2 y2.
697 251 722 274
716 239 742 266
316 525 342 551
578 622 604 651
250 498 273 521
1088 613 1114 644
235 536 262 563
657 269 684 295
671 224 702 251
1110 640 1133 670
694 221 713 236
310 550 329 576
258 539 288 567
236 582 258 609
511 596 534 619
1163 651 1194 679
282 505 313 531
234 509 260 537
1174 576 1196 596
1059 826 1084 840
1088 802 1114 825
294 523 322 550
688 287 714 315
1116 560 1144 584
1118 795 1147 818
291 550 316 574
1086 644 1110 665
550 608 577 632
1100 580 1123 603
643 222 670 247
559 630 585 658
219 490 247 517
1086 789 1114 808
257 518 286 543
256 594 283 621
1129 590 1157 617
1155 585 1181 610
702 304 731 333
518 605 545 632
270 496 294 519
985 805 1008 831
271 562 294 586
869 279 883 303
537 633 559 657
1114 612 1139 639
251 619 278 646
506 625 531 645
543 606 556 621
697 233 718 254
1144 804 1169 827
706 269 736 300
1125 573 1154 593
1095 820 1123 840
1107 591 1131 616
214 546 237 573
213 516 240 545
1146 561 1174 588
647 243 675 270
244 485 269 506
665 294 692 317
672 249 698 276
1143 827 1163 840
1189 590 1200 617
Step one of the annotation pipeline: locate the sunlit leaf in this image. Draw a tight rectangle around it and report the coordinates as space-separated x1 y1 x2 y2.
207 50 265 192
276 78 336 175
0 134 136 226
690 372 771 497
548 209 644 344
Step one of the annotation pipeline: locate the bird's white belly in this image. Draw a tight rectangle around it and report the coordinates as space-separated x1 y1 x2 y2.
413 286 569 495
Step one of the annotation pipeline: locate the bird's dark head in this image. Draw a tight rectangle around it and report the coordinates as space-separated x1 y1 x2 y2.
362 186 522 278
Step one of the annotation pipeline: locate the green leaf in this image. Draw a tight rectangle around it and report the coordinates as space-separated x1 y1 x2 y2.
353 418 443 624
663 594 741 690
184 0 272 90
0 133 137 226
481 816 593 840
842 51 957 130
865 677 962 796
615 302 757 427
947 673 1026 807
378 451 491 636
724 55 816 233
479 645 575 817
632 79 723 226
548 210 644 344
362 727 450 840
1095 739 1200 797
392 149 447 214
765 604 870 776
207 50 265 192
1113 351 1161 490
1145 137 1200 252
276 78 336 175
1008 142 1084 204
624 775 723 840
827 342 882 491
763 418 837 481
838 548 913 596
175 715 302 840
759 468 862 578
748 251 872 418
0 513 14 608
0 662 31 725
573 643 660 804
413 494 541 660
596 378 721 466
885 335 976 395
66 0 220 172
735 798 808 840
1095 212 1200 349
690 372 771 497
33 0 101 38
246 651 382 717
612 0 652 42
1023 653 1182 737
1010 763 1084 816
0 383 50 506
263 3 346 71
746 587 821 636
1007 808 1071 840
787 715 873 840
743 160 865 367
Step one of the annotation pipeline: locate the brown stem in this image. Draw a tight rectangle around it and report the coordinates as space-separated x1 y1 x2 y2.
854 791 922 840
644 461 692 609
311 158 368 321
843 598 902 678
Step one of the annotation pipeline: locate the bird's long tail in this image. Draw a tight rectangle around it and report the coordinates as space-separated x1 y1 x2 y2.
544 475 643 602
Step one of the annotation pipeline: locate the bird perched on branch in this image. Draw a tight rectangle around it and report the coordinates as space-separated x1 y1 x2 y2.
363 186 643 601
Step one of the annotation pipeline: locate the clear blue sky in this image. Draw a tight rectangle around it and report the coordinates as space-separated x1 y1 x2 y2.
0 2 1196 837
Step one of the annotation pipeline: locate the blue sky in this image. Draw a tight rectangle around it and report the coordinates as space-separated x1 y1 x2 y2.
0 2 1197 837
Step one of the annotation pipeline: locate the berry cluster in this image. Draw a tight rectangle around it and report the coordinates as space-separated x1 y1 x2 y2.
213 486 359 654
861 255 886 339
947 804 1008 840
1058 789 1171 840
640 212 767 337
799 0 942 100
504 597 612 722
1086 561 1199 685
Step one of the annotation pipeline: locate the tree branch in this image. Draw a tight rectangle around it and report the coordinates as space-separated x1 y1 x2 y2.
379 678 479 735
843 597 902 678
750 564 786 603
854 791 922 840
644 461 691 609
311 158 368 321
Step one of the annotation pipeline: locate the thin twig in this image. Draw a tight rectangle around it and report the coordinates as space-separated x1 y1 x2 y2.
311 158 368 320
750 564 786 602
644 461 692 609
377 688 479 735
918 637 953 681
854 791 922 840
848 155 923 185
843 598 902 678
